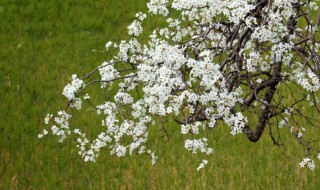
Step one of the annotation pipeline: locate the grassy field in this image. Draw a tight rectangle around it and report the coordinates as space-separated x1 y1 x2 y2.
1 0 320 189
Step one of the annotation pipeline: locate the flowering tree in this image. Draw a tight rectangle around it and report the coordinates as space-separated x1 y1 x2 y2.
39 0 320 170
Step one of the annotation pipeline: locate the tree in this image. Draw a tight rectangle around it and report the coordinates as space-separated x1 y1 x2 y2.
39 0 320 170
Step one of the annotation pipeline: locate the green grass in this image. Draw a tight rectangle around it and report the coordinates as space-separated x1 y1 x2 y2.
1 0 320 189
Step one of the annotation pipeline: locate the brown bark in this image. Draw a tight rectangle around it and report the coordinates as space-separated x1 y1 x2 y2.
243 62 281 142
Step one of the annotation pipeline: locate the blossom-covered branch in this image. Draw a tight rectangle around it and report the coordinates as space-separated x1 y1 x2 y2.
39 0 320 171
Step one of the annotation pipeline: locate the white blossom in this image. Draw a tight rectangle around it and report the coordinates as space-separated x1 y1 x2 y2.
99 62 120 88
105 41 113 51
62 74 84 101
299 158 315 170
114 92 134 105
70 98 82 110
128 20 143 36
44 114 53 125
197 159 208 171
147 0 169 16
184 138 213 155
37 129 48 139
135 12 147 21
84 93 90 100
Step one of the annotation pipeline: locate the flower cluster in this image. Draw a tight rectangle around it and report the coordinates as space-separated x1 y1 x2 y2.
197 159 208 171
99 62 119 88
147 0 169 16
41 111 72 142
299 158 315 170
62 74 84 101
128 20 143 36
293 64 320 92
184 138 213 155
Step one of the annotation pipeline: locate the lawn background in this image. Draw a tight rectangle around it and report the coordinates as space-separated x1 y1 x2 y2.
1 0 320 189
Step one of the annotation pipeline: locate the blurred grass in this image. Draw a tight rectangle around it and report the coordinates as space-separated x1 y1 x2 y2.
0 0 320 189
